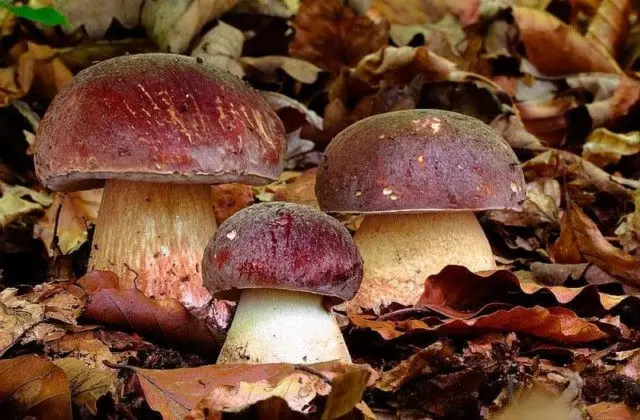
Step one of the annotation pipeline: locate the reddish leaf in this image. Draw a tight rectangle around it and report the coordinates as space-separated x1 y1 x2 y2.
0 355 72 420
210 183 254 225
289 0 389 74
76 271 222 353
125 361 371 420
587 402 636 420
549 202 640 287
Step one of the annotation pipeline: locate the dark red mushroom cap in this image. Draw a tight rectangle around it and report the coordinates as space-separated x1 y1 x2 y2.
35 53 286 192
203 202 363 304
315 109 526 214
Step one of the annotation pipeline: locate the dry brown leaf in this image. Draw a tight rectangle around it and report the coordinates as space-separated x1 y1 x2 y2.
0 355 72 419
289 0 389 74
489 111 545 150
586 402 636 419
191 21 244 77
53 357 115 415
550 202 640 287
50 0 143 38
273 168 319 208
142 0 240 53
489 381 580 420
516 96 577 146
486 178 561 227
368 0 480 26
512 6 621 75
211 183 254 224
241 55 323 85
0 289 44 355
125 361 371 420
585 0 631 60
582 128 640 167
49 331 119 370
0 182 52 226
231 0 298 17
615 191 640 256
34 189 102 256
76 271 223 353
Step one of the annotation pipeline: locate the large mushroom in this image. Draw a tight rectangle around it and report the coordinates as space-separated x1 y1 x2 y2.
315 109 525 310
35 53 285 308
203 202 363 364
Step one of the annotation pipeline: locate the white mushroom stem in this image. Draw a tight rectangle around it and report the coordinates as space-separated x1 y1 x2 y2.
89 180 216 308
217 288 351 364
347 211 496 311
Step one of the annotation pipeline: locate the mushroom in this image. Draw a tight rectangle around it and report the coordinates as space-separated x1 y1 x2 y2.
315 109 525 310
203 202 363 364
34 53 285 308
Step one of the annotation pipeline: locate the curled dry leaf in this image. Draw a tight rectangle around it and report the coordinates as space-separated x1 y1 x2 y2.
586 402 636 419
367 0 480 26
550 202 640 287
585 0 631 60
389 15 466 61
289 0 389 73
191 21 245 77
125 361 371 420
142 0 241 53
49 331 119 371
241 55 323 85
0 182 52 226
273 167 319 208
511 7 621 75
211 183 254 224
489 111 545 150
51 0 143 38
615 191 640 256
53 357 115 415
486 178 561 227
76 271 223 353
582 128 640 167
0 355 72 420
516 96 578 146
34 189 102 256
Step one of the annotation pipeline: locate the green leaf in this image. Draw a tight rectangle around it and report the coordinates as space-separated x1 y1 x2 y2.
6 5 68 27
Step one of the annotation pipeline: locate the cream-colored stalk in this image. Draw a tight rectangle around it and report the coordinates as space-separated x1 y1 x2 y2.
89 180 216 308
348 211 496 311
217 288 351 364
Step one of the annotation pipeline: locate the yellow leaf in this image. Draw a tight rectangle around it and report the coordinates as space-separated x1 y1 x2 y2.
0 182 52 227
54 358 115 415
583 128 640 167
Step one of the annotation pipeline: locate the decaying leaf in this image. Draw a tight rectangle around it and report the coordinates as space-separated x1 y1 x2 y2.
142 0 241 53
511 7 621 75
191 21 245 77
0 182 52 226
241 55 323 85
486 178 561 227
272 168 319 208
585 0 631 60
550 202 640 287
0 289 44 355
583 128 640 167
76 271 223 352
615 191 640 255
53 357 115 415
586 402 636 419
289 0 389 73
0 355 72 419
123 361 371 420
49 0 143 38
49 331 119 370
389 14 466 61
489 380 580 420
211 183 254 224
34 189 102 256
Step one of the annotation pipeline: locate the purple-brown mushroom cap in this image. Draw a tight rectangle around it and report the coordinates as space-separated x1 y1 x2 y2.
203 202 363 304
35 53 286 192
315 109 526 214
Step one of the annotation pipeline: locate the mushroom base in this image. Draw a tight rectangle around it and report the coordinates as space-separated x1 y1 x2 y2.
217 288 351 364
89 180 216 308
348 211 496 311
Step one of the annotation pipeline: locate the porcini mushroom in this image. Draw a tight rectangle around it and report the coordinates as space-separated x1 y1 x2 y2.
315 109 525 310
34 53 285 308
203 202 363 364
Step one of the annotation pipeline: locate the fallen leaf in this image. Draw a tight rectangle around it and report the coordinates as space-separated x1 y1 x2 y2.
516 96 578 146
0 181 52 227
367 0 480 26
273 168 319 208
77 271 223 353
615 191 640 255
489 111 545 150
231 0 299 18
583 128 640 167
489 381 580 420
0 355 72 419
389 14 466 62
0 289 44 355
124 361 371 420
586 402 636 419
375 341 458 392
53 357 115 415
190 21 245 77
529 262 618 286
585 0 631 60
211 183 254 224
486 178 561 227
289 0 389 74
34 189 102 256
49 331 119 370
550 202 640 287
50 0 143 38
141 0 241 53
241 55 323 84
511 7 621 75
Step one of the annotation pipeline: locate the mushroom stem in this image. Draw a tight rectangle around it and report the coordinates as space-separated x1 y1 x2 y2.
348 211 496 310
89 180 216 308
217 288 351 364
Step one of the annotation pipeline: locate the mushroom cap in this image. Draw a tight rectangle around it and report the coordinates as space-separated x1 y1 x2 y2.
35 53 286 192
315 109 526 214
203 202 363 304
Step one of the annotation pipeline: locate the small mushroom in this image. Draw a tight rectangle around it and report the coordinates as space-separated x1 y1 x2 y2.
203 202 363 364
315 109 526 310
34 53 286 308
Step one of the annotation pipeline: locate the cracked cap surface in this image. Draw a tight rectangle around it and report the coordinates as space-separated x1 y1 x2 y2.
35 53 286 191
315 109 526 214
